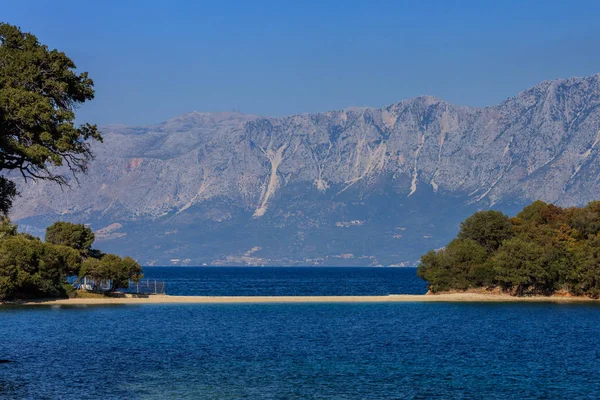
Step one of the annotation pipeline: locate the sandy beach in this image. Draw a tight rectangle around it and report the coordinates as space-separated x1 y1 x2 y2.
7 293 599 306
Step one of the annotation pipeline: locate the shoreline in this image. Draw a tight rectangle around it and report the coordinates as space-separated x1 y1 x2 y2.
4 293 600 306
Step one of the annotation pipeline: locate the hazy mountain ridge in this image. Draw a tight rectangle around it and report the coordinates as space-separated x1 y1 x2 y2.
12 74 600 265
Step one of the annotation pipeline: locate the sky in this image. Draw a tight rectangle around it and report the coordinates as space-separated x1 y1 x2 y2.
4 0 600 126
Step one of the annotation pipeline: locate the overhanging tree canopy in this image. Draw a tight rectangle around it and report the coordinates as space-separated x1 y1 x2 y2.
0 22 102 213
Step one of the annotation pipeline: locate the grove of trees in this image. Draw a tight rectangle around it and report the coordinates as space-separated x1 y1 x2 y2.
0 219 142 300
417 201 600 297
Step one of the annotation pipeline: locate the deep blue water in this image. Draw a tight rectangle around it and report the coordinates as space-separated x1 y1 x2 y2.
2 268 600 399
142 266 428 296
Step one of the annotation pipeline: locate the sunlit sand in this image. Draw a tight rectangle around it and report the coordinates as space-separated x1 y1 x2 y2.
13 293 599 306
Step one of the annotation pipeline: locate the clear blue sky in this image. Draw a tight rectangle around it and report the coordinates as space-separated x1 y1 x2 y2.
4 0 600 125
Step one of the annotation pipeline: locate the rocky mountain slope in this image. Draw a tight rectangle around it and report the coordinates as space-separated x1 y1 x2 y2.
12 74 600 265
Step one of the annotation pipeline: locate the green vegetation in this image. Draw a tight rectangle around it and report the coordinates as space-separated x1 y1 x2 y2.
0 22 101 213
0 219 142 300
81 255 143 292
45 221 96 257
0 23 142 301
417 201 600 297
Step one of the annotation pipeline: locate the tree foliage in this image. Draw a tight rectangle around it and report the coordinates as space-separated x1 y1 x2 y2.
417 201 600 297
0 177 16 215
45 221 95 255
0 224 73 299
457 210 514 252
0 22 102 214
82 254 143 291
0 219 142 300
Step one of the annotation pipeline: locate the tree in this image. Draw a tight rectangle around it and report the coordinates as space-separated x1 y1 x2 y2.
0 22 102 213
491 238 549 295
457 210 513 252
417 239 489 292
417 249 452 293
81 254 143 292
0 176 16 215
567 201 600 240
516 200 566 228
80 257 103 283
0 235 65 299
0 215 17 239
45 221 95 256
568 235 600 297
53 244 83 276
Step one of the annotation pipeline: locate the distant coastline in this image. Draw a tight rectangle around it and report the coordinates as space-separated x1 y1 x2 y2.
7 292 600 306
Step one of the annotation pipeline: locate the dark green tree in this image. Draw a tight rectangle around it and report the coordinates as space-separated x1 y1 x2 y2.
81 254 143 292
568 201 600 240
53 244 83 276
517 200 565 226
417 249 452 293
567 235 600 297
0 22 102 213
457 210 513 252
0 235 64 299
0 177 16 215
491 238 548 295
417 238 489 292
517 200 549 224
0 215 17 238
45 221 95 256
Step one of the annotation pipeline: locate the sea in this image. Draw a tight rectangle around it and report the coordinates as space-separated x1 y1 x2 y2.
2 267 600 399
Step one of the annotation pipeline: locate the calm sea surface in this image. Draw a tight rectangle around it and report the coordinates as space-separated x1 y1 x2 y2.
2 267 600 399
142 266 428 296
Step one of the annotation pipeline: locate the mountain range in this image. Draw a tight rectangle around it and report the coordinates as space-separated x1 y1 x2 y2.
12 73 600 266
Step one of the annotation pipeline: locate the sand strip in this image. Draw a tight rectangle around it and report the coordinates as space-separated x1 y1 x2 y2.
6 293 600 306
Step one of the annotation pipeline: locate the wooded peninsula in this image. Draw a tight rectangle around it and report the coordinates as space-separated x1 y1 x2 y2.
418 200 600 297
